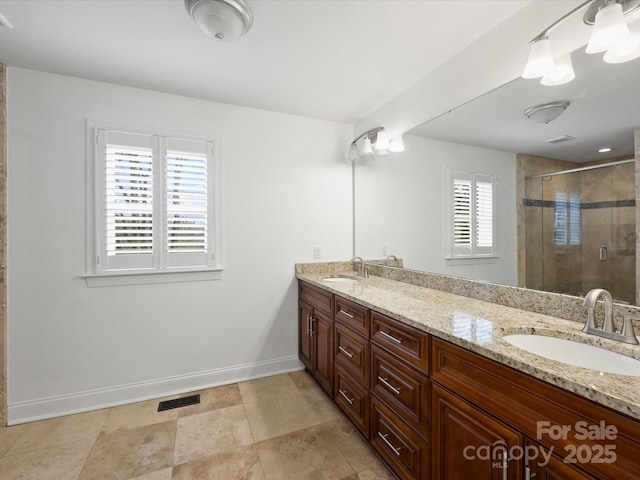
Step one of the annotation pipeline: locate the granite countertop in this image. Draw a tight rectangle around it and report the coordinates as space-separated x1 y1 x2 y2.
296 270 640 421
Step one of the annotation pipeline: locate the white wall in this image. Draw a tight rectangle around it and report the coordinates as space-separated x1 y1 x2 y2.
355 134 517 286
6 68 353 424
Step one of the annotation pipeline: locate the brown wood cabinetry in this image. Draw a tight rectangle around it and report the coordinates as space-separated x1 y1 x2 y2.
431 382 521 479
298 282 334 395
298 280 640 480
524 438 597 480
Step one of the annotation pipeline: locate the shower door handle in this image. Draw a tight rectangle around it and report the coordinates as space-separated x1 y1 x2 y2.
600 245 607 261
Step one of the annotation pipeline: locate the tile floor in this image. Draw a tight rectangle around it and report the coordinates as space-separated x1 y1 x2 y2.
0 371 396 479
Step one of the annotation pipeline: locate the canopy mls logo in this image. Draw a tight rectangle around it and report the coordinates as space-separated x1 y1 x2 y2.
462 421 618 469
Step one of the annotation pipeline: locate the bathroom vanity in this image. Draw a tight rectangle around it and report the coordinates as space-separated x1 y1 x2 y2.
296 263 640 480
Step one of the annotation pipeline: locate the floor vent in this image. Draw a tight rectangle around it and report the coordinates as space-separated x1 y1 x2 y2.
158 394 200 412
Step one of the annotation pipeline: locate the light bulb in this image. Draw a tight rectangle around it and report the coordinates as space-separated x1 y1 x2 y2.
374 130 390 151
586 2 631 54
360 137 373 156
389 136 405 153
522 37 555 79
541 54 575 86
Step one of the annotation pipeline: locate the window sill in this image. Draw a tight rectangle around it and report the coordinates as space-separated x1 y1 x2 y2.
444 256 499 266
82 267 224 287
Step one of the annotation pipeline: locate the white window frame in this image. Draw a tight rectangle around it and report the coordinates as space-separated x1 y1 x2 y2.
446 170 496 260
84 120 223 287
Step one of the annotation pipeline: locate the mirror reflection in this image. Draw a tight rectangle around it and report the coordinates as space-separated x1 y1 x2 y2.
354 39 640 304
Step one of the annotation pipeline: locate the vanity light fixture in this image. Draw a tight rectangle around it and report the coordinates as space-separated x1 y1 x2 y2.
522 0 640 86
346 127 405 162
184 0 253 41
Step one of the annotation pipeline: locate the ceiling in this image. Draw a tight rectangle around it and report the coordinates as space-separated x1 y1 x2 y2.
0 0 533 124
410 4 640 163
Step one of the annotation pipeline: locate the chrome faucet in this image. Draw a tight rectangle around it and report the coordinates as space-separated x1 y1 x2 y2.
351 256 368 278
384 255 398 266
582 288 638 344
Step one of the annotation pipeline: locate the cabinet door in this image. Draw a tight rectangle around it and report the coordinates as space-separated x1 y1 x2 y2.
431 383 521 480
524 438 597 480
298 300 313 371
312 309 333 395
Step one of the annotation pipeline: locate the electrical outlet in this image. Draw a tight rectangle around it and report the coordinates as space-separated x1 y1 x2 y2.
313 246 321 259
382 245 388 256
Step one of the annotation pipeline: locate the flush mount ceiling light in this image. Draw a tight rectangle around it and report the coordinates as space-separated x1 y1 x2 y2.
346 127 405 162
522 0 640 86
523 101 570 124
185 0 253 41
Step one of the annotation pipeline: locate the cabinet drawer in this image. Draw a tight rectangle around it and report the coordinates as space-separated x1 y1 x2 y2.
299 280 334 316
334 296 369 337
334 365 370 438
371 396 429 480
371 345 429 439
335 322 370 386
371 311 429 371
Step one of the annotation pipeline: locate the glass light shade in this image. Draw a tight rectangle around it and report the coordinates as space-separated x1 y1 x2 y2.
374 130 390 151
189 0 251 40
346 144 359 163
541 54 575 86
359 137 373 156
388 136 405 153
604 34 640 62
586 2 631 54
522 38 555 79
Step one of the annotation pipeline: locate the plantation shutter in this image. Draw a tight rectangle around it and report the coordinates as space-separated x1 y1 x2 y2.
165 137 211 268
450 170 495 257
474 173 494 255
452 171 473 256
100 130 156 270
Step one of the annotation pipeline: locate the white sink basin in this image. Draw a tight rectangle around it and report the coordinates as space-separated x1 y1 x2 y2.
322 277 358 284
503 334 640 376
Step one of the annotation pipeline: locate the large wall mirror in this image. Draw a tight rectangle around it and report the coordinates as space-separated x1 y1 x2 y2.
354 34 640 304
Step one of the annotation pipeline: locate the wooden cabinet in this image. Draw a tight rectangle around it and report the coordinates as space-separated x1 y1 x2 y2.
431 382 521 479
298 282 334 395
371 396 429 480
333 293 371 438
298 281 640 480
524 438 597 480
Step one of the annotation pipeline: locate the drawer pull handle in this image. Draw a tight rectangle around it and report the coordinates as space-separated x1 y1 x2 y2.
378 432 402 456
379 330 402 344
339 309 354 319
309 316 314 337
306 314 311 335
378 376 401 394
525 466 536 480
502 451 508 480
338 345 354 358
338 389 354 405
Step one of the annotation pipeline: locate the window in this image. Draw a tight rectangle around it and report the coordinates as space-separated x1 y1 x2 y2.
449 170 495 258
86 123 222 285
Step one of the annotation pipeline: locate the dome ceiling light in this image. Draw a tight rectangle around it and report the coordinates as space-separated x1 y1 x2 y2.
523 101 570 124
185 0 253 41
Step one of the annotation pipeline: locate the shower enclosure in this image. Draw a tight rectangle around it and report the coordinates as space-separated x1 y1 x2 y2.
525 159 636 304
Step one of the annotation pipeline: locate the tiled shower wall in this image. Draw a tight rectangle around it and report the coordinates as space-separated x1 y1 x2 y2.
1 64 6 425
517 151 638 305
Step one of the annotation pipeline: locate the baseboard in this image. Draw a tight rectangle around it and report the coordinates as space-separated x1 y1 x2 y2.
8 355 304 425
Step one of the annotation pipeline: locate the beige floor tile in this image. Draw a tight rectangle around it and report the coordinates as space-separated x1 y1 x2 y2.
78 420 176 480
289 370 342 423
126 467 173 480
256 422 355 480
102 396 179 434
177 383 242 418
7 409 108 455
174 403 254 465
0 424 29 457
324 418 382 473
173 444 265 480
0 437 95 480
340 464 397 480
240 374 322 442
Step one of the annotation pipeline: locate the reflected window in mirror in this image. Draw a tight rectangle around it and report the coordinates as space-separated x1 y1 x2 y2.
448 170 495 258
